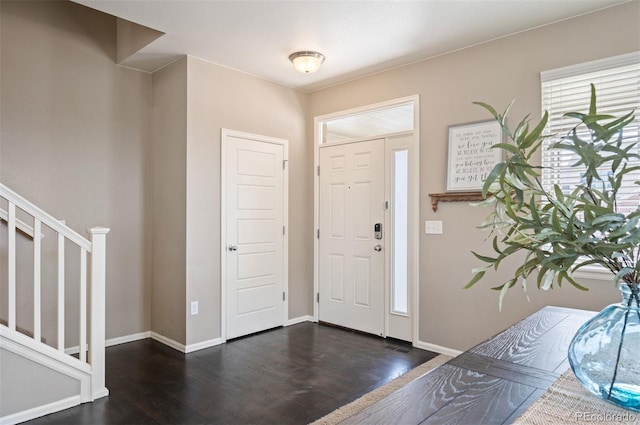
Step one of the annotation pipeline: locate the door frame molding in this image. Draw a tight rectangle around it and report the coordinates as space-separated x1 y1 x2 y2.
313 95 420 345
220 128 289 343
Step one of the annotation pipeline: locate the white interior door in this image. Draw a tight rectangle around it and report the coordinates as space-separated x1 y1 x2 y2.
224 132 286 340
318 139 385 336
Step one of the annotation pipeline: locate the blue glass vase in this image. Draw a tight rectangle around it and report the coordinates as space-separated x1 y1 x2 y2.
568 283 640 411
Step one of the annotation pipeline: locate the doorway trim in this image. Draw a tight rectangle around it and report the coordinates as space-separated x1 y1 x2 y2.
313 95 420 345
220 128 289 343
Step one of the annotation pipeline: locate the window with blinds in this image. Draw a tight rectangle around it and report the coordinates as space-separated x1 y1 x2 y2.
540 52 640 214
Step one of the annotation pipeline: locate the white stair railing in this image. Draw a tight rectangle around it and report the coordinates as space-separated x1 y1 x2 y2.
0 183 109 401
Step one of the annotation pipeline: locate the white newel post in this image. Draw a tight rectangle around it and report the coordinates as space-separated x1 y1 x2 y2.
88 226 110 400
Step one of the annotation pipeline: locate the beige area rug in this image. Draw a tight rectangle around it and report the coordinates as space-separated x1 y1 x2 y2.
514 369 639 424
310 354 452 425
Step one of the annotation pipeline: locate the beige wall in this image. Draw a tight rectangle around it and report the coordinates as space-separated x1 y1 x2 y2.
0 1 152 343
184 56 310 345
150 58 188 343
309 1 640 351
149 56 310 346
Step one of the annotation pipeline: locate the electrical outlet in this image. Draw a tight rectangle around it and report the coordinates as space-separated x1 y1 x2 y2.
425 220 443 235
191 301 199 316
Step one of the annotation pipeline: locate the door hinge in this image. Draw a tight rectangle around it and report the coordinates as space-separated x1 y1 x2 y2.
283 226 286 235
283 291 286 301
317 165 320 176
317 292 320 303
283 159 288 170
317 229 320 239
384 200 390 210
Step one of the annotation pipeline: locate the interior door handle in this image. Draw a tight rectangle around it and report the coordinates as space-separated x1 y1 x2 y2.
228 245 238 251
374 244 382 252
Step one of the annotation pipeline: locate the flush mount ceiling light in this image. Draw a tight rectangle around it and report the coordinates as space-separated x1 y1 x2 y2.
289 51 325 74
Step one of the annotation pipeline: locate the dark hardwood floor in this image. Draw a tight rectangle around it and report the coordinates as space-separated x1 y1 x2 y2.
26 322 437 425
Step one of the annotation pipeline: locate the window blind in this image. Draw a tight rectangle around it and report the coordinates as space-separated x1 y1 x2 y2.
541 52 640 214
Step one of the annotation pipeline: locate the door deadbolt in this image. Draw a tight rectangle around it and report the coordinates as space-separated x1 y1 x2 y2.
374 223 383 240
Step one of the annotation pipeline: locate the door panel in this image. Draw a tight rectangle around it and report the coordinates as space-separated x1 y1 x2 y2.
319 139 384 336
226 135 285 339
330 255 345 302
237 219 275 244
354 256 371 307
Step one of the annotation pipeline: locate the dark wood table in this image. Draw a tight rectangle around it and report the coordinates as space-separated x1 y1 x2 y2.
342 306 595 424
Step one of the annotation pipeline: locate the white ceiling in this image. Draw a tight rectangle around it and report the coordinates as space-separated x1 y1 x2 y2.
74 0 631 92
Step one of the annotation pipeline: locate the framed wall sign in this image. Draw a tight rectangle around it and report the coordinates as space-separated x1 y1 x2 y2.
447 119 503 191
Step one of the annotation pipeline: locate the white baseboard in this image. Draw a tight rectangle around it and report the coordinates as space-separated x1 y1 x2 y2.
106 331 151 347
0 395 81 425
286 315 314 326
59 320 321 357
151 316 315 352
61 330 219 356
415 340 462 357
150 318 315 352
64 331 151 355
44 327 461 360
150 331 186 353
150 331 223 354
184 337 223 353
52 316 319 357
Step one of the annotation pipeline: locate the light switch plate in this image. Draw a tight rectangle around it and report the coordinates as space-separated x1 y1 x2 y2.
425 220 443 234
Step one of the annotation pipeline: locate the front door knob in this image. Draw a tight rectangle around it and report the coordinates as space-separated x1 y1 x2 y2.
228 245 238 251
374 244 382 252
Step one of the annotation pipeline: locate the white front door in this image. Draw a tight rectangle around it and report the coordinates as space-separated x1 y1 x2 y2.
318 139 385 336
224 131 286 340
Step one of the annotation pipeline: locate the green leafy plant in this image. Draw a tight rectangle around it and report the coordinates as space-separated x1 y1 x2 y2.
466 84 640 309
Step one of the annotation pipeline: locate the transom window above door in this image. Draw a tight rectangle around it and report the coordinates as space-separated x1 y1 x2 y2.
322 103 414 143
